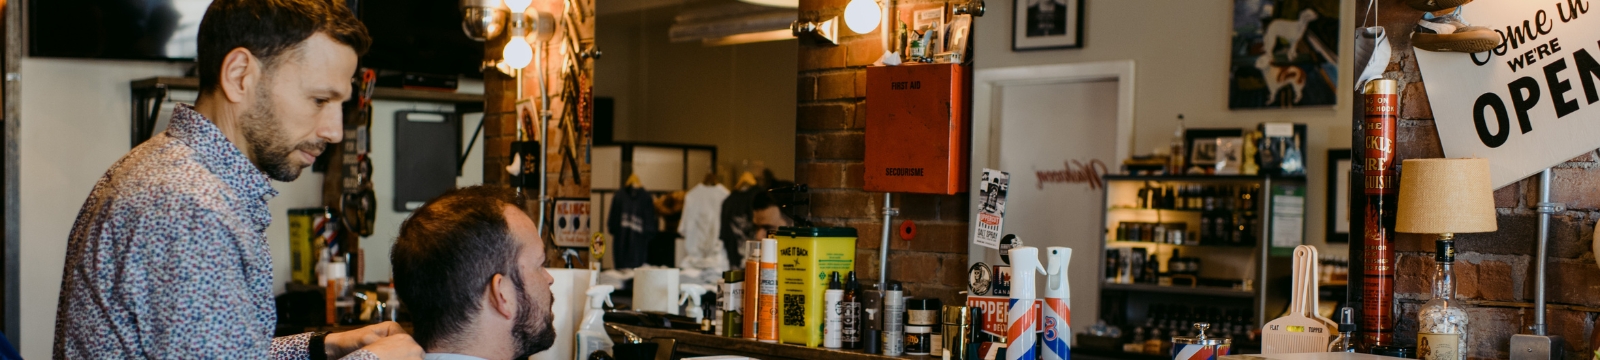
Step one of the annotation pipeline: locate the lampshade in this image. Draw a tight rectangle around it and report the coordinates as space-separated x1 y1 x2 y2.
502 35 533 69
1395 158 1498 234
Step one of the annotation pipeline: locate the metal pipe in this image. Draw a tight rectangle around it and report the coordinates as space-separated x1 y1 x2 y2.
1534 168 1553 335
534 45 552 236
878 193 894 292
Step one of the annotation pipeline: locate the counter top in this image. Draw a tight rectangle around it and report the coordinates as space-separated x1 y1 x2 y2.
608 324 936 360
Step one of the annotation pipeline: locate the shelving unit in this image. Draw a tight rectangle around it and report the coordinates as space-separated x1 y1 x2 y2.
128 77 484 147
1093 175 1305 356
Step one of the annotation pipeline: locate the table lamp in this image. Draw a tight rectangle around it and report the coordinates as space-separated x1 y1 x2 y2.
1396 158 1498 240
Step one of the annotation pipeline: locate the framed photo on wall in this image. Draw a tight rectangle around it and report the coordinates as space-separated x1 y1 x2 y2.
1183 128 1244 174
1013 0 1083 50
1326 149 1352 243
1227 0 1340 109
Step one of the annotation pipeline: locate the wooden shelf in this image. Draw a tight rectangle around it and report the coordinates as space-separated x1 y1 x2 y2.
130 77 484 105
1102 282 1255 298
609 324 935 360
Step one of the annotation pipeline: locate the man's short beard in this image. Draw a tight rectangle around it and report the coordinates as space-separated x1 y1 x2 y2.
240 80 325 182
511 272 556 358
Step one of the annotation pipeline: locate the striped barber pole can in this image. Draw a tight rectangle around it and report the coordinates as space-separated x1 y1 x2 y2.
1040 297 1070 360
1006 298 1039 360
1171 323 1229 360
1171 343 1219 360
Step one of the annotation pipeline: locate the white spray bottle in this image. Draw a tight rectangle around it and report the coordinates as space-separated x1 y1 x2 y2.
1042 247 1073 360
1006 246 1046 360
576 285 616 360
680 284 710 326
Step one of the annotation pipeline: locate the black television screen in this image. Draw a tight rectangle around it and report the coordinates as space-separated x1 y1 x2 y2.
30 0 485 76
30 0 211 60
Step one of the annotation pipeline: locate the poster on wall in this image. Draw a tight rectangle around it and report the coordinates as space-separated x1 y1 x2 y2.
972 169 1010 249
1013 0 1083 50
553 199 592 248
1413 0 1600 189
1228 0 1342 109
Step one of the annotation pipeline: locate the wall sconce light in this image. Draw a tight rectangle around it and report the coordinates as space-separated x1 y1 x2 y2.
791 17 840 45
461 0 555 74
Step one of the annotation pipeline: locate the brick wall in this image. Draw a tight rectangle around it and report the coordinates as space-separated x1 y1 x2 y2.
1359 1 1599 358
796 0 971 306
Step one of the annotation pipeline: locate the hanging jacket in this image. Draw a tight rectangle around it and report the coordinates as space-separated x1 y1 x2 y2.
608 186 658 270
679 183 731 273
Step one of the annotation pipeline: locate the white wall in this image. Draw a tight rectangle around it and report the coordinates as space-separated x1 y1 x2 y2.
973 0 1355 252
595 9 798 183
15 58 482 357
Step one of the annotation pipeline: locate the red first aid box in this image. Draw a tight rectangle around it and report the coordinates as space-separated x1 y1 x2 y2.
863 63 971 195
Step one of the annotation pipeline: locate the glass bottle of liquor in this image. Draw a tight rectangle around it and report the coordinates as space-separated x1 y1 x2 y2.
1417 239 1467 360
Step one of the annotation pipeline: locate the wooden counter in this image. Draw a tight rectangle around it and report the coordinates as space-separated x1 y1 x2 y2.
608 324 936 360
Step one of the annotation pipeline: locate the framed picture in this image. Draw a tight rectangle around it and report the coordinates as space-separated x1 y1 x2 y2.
1013 0 1083 51
1184 128 1244 173
1326 149 1351 243
1227 0 1340 109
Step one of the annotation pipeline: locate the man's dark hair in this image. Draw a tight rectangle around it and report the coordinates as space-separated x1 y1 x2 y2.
195 0 372 96
391 185 525 348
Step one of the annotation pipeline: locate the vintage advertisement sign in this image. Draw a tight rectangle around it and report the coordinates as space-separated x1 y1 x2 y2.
1414 0 1599 188
972 169 1010 249
552 199 592 248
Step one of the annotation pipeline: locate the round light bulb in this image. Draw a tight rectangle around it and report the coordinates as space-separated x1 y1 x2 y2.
503 0 534 13
844 0 881 34
503 35 533 70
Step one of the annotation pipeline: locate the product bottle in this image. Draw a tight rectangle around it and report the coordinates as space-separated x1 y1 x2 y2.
757 238 780 343
1042 247 1073 360
842 271 863 348
742 240 761 340
1330 307 1356 352
883 282 905 356
824 272 844 348
1006 246 1047 360
1417 240 1466 360
577 285 617 360
1169 114 1186 175
723 270 744 338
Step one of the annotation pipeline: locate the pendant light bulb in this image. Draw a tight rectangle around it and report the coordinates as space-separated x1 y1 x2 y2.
843 0 881 34
503 35 533 70
503 0 533 13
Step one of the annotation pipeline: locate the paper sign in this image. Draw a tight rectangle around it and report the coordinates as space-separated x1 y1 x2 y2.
552 199 592 248
972 169 1010 249
1413 0 1600 188
966 296 1040 338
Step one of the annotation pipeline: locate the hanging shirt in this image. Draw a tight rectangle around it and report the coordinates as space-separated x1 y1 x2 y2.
608 186 658 270
52 104 377 360
678 183 730 273
718 187 760 267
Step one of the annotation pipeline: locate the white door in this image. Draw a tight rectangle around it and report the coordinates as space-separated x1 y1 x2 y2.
970 61 1135 344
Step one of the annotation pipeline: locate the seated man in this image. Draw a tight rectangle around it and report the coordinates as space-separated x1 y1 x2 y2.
391 186 557 360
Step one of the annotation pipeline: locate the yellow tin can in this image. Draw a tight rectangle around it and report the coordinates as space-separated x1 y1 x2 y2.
775 226 857 347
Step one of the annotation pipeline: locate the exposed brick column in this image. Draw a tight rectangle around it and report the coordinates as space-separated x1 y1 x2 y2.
1357 1 1600 358
796 0 970 307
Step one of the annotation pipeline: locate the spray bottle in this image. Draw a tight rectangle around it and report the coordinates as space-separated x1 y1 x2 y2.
1007 246 1046 360
758 238 780 343
742 241 761 340
1042 247 1073 360
883 282 906 356
680 284 711 332
576 285 616 359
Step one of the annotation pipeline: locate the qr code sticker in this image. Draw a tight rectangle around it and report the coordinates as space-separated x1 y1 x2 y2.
783 294 805 326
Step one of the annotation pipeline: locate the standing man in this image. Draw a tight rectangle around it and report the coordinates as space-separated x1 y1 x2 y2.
53 1 422 359
390 186 557 360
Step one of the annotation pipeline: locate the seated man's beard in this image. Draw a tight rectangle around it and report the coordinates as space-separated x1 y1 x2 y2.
513 289 557 358
242 91 326 182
